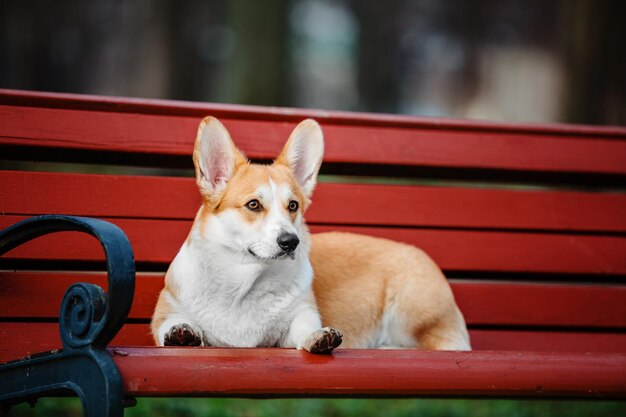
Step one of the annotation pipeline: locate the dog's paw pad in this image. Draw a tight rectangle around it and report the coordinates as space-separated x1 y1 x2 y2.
307 327 343 354
163 323 202 346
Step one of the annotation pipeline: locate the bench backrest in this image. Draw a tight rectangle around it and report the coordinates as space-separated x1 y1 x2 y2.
1 89 625 362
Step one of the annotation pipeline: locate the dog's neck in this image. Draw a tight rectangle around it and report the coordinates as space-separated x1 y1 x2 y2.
172 221 312 305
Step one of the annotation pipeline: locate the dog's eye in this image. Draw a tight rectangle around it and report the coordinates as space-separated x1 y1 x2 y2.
245 199 262 212
288 200 299 212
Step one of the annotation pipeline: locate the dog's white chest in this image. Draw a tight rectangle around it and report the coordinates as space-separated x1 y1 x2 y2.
174 244 312 347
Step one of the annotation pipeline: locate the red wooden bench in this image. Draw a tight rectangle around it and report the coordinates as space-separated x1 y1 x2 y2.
1 89 625 412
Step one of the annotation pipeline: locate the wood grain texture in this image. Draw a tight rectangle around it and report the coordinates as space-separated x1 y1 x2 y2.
2 104 625 175
112 348 626 398
2 215 625 274
3 272 625 329
2 330 626 399
3 170 626 233
2 88 625 136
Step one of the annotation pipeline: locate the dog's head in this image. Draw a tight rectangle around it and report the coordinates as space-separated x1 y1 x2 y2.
192 116 323 261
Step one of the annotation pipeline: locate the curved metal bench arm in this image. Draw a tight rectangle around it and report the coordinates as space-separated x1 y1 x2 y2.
0 215 136 417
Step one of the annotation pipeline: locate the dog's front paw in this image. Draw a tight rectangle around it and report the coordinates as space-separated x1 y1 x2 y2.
303 327 343 354
163 323 203 346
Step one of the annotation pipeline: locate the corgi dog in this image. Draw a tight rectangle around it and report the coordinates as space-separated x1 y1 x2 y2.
151 117 470 353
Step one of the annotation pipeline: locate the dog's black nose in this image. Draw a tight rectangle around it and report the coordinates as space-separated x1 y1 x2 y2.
277 233 299 252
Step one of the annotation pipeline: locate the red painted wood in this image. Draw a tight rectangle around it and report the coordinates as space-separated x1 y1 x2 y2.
453 282 626 328
314 225 626 275
2 272 626 329
3 170 626 233
111 348 626 398
312 183 626 233
2 215 625 275
2 104 626 175
2 323 626 365
0 215 190 266
0 323 152 363
0 171 200 221
469 329 626 352
113 348 626 398
0 105 198 157
2 89 625 138
0 272 163 321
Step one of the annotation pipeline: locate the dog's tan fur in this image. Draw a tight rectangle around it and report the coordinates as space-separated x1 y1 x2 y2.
310 232 468 348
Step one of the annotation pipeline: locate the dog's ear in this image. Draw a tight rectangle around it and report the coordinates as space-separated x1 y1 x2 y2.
193 116 247 200
275 119 324 197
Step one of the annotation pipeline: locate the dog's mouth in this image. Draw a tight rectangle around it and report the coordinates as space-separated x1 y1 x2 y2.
278 251 296 260
247 247 295 260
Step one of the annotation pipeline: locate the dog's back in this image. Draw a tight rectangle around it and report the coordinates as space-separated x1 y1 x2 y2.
311 232 470 350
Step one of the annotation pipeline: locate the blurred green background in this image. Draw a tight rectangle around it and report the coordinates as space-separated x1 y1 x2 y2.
7 397 626 417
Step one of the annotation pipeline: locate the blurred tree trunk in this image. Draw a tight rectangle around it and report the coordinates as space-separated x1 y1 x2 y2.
560 0 625 125
217 0 290 106
350 1 403 113
165 0 233 102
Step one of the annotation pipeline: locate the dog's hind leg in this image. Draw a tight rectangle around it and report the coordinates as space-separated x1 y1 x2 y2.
416 307 471 351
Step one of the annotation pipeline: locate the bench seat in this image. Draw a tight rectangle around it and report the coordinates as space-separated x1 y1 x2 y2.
1 89 625 402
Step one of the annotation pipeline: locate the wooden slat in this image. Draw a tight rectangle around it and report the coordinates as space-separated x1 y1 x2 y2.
2 104 626 176
2 88 626 138
454 282 626 328
0 104 197 157
0 215 189 266
315 225 626 275
1 215 625 275
0 171 200 221
2 323 626 365
469 329 626 352
2 327 626 399
0 323 153 363
3 170 626 233
2 272 626 330
0 272 164 321
313 183 626 233
112 348 626 399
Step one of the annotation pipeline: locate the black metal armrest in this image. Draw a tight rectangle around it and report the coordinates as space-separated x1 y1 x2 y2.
0 215 136 417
